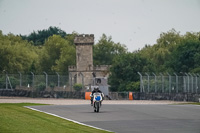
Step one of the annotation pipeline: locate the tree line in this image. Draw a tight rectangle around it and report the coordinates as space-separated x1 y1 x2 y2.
0 27 200 92
109 29 200 92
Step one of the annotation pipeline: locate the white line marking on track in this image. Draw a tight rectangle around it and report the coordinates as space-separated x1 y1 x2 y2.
24 106 113 132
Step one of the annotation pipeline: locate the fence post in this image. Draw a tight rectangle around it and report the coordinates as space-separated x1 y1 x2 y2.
56 72 60 87
3 70 8 89
193 73 197 94
43 72 48 89
30 72 34 87
69 72 72 91
18 71 22 88
6 74 8 89
185 73 189 93
152 73 157 93
197 74 200 94
30 72 34 98
188 73 193 93
174 73 178 93
167 72 171 93
183 73 187 93
160 73 164 93
137 72 144 93
145 73 149 93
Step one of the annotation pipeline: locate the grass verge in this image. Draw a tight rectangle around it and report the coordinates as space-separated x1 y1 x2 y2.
173 102 200 105
0 103 111 133
184 102 200 105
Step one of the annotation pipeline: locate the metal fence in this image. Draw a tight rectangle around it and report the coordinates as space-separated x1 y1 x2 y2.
138 72 200 94
0 73 69 90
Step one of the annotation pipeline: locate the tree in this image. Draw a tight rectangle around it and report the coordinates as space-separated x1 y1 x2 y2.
140 29 182 72
139 30 200 73
52 43 76 74
38 35 75 74
93 34 127 65
0 31 39 73
108 52 155 92
21 26 67 46
168 34 200 73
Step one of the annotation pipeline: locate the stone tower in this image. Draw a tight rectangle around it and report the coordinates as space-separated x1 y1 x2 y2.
74 34 94 73
69 34 110 91
69 34 94 86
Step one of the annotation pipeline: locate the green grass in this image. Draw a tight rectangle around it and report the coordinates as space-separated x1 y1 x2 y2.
173 102 200 105
184 102 200 105
0 103 111 133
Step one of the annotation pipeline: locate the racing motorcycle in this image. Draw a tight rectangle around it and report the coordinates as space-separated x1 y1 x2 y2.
92 92 103 113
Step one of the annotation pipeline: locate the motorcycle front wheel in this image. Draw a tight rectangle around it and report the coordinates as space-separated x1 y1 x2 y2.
94 102 100 113
96 102 99 112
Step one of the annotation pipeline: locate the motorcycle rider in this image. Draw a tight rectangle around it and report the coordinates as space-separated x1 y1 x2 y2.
90 86 104 106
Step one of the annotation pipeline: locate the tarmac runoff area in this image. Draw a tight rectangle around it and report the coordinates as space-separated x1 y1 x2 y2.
1 97 200 133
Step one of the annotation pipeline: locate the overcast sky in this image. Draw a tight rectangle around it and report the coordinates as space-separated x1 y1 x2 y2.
0 0 200 51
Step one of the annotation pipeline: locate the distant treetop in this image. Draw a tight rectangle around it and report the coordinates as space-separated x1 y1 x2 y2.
20 26 67 46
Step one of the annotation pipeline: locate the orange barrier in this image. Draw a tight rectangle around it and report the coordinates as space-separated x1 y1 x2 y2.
129 92 133 100
85 92 92 100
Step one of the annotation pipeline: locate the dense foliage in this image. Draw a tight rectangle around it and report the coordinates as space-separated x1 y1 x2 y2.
108 52 155 92
21 26 67 46
0 27 200 92
139 29 200 74
0 31 38 73
0 28 76 74
93 34 127 65
38 34 76 74
73 83 83 91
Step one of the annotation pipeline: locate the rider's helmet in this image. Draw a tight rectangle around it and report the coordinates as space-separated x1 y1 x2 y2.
94 86 99 91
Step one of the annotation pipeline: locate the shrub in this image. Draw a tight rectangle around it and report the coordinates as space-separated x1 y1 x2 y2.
36 82 46 91
126 81 140 92
0 76 6 88
73 83 83 91
9 76 19 89
50 82 55 89
0 76 18 89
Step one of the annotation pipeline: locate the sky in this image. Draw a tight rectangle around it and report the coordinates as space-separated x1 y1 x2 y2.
0 0 200 52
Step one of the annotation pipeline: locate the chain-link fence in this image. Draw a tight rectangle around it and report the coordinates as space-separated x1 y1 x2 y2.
1 72 200 101
138 72 200 94
0 73 70 91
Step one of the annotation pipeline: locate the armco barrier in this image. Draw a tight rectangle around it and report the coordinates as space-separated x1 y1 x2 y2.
0 89 85 99
1 89 200 102
132 92 200 102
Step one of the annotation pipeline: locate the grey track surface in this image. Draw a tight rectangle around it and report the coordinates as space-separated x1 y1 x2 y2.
30 104 200 133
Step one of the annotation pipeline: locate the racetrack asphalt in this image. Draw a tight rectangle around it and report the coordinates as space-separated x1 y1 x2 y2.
29 104 200 133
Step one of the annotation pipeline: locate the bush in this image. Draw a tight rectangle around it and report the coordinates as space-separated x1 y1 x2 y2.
126 81 140 92
73 84 83 91
0 76 6 88
50 82 55 89
9 76 19 89
36 82 46 91
0 76 18 89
